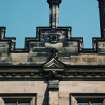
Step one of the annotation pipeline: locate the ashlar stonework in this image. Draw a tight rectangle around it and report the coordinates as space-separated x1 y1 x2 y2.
0 0 105 105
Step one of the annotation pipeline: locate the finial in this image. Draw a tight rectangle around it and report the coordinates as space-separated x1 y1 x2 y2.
47 0 62 7
47 0 62 28
0 27 5 40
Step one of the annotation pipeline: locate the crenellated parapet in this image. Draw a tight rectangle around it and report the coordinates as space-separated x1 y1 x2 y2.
1 25 105 81
0 0 105 81
0 27 16 64
1 25 105 66
0 0 105 67
24 26 83 64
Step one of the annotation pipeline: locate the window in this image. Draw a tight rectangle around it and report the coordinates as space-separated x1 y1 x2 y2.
77 98 103 105
0 94 36 105
70 94 105 105
4 98 31 105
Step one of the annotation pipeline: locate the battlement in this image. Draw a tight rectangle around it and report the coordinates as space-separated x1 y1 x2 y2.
0 0 105 67
0 26 104 66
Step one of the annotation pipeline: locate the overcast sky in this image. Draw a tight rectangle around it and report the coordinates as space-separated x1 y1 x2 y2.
0 0 100 48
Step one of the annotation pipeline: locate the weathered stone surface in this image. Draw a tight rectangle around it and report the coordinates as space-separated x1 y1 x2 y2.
59 81 105 105
0 0 105 105
8 52 105 65
0 81 47 105
11 53 28 64
49 91 59 105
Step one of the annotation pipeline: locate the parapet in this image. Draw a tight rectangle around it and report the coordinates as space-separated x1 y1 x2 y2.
0 26 104 66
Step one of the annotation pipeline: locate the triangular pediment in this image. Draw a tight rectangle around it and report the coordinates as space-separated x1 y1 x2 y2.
44 58 64 69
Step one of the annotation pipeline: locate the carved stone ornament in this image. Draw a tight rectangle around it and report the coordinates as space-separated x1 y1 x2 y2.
43 58 64 71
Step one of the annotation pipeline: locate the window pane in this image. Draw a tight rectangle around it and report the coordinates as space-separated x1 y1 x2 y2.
78 103 89 105
19 103 30 105
4 98 31 105
92 103 102 105
5 103 16 105
78 102 103 105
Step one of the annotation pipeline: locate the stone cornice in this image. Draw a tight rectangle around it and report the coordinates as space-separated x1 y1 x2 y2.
0 64 104 81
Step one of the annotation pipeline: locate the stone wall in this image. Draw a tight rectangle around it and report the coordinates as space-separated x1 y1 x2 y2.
0 81 104 105
0 81 47 105
59 81 105 105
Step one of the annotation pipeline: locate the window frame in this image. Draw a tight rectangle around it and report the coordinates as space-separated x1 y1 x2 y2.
0 94 37 105
70 93 105 105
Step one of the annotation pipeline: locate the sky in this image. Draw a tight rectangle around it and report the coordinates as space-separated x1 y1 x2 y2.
0 0 100 48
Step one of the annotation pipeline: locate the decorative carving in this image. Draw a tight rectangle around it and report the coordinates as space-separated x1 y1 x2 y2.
43 57 64 80
43 58 64 70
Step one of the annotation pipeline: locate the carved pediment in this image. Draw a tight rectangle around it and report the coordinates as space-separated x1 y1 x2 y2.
43 58 64 71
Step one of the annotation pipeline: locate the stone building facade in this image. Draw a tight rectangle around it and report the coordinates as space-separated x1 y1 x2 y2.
0 0 105 105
